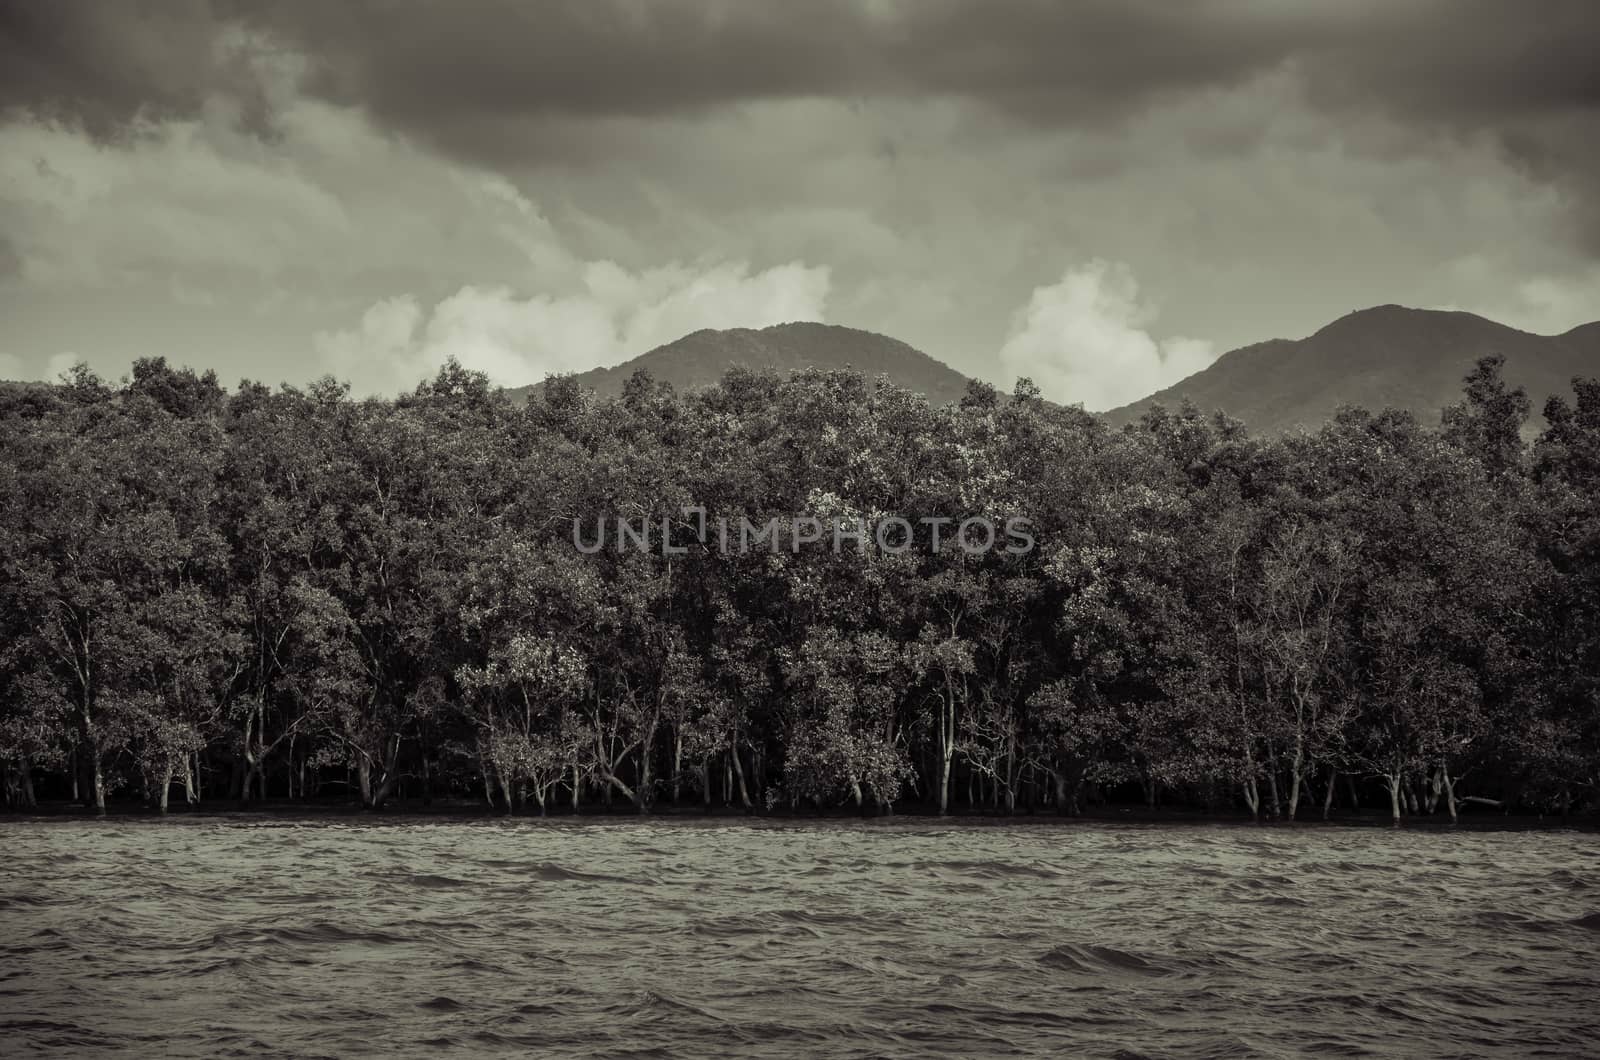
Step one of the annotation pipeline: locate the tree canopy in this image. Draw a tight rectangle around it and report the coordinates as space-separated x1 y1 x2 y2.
1 355 1594 822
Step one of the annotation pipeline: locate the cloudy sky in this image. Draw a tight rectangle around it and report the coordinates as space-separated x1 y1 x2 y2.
3 1 1598 408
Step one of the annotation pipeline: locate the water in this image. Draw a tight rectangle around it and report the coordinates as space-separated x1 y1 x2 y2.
2 818 1597 1058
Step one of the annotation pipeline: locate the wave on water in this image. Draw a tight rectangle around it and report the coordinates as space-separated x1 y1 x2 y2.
205 922 414 947
2 819 1597 1058
1039 943 1178 978
530 862 648 885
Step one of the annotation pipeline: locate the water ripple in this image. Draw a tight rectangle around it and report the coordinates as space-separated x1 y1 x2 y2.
1 818 1596 1057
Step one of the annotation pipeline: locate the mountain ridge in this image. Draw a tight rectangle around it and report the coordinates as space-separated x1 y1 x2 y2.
499 306 1599 433
503 321 976 406
1102 305 1599 433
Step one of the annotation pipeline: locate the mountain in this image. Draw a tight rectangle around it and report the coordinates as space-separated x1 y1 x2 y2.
503 322 977 405
1103 305 1600 433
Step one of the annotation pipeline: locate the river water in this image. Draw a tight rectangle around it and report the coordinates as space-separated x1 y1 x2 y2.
2 817 1597 1057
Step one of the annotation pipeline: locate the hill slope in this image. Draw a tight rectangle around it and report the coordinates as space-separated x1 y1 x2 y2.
1104 305 1600 433
505 322 976 405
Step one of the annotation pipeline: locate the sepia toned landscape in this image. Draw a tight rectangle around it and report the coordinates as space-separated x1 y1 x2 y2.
0 343 1598 825
3 2 1598 1057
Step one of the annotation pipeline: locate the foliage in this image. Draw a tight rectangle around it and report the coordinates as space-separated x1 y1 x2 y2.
0 355 1592 819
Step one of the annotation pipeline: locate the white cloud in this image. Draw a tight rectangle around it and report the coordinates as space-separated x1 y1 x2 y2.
313 296 425 386
315 259 831 394
0 108 350 290
6 52 1594 401
1431 262 1600 336
0 75 839 395
47 352 83 381
998 261 1215 411
1512 273 1600 335
0 91 597 362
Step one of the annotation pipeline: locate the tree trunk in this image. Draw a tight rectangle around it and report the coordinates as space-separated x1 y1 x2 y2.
1287 738 1305 820
599 768 638 808
81 738 106 814
366 737 402 811
497 768 516 816
240 764 260 808
1321 769 1337 821
938 700 955 816
672 732 682 805
1051 766 1081 817
158 763 172 814
730 742 753 812
239 707 260 806
1386 773 1403 825
370 772 398 811
634 725 656 814
91 757 106 814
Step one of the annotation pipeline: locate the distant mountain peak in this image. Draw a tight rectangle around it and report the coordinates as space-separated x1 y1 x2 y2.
1106 305 1599 433
1315 304 1471 335
505 321 976 405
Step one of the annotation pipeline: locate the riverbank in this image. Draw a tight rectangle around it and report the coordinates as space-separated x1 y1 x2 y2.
5 798 1594 832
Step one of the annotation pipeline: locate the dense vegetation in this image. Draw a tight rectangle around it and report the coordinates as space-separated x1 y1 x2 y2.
2 354 1597 822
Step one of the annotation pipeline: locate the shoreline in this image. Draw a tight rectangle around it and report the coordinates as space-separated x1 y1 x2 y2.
4 799 1595 832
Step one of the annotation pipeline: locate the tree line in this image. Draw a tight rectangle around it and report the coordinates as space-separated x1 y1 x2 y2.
1 353 1596 822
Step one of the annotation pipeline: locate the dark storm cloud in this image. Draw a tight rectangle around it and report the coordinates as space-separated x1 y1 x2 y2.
221 0 1600 249
1298 0 1600 119
239 0 1314 163
258 1 1297 122
232 1 1598 134
0 0 274 137
9 2 1597 167
1293 0 1600 218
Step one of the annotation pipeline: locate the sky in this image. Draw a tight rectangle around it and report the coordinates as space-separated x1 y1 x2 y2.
2 0 1598 409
